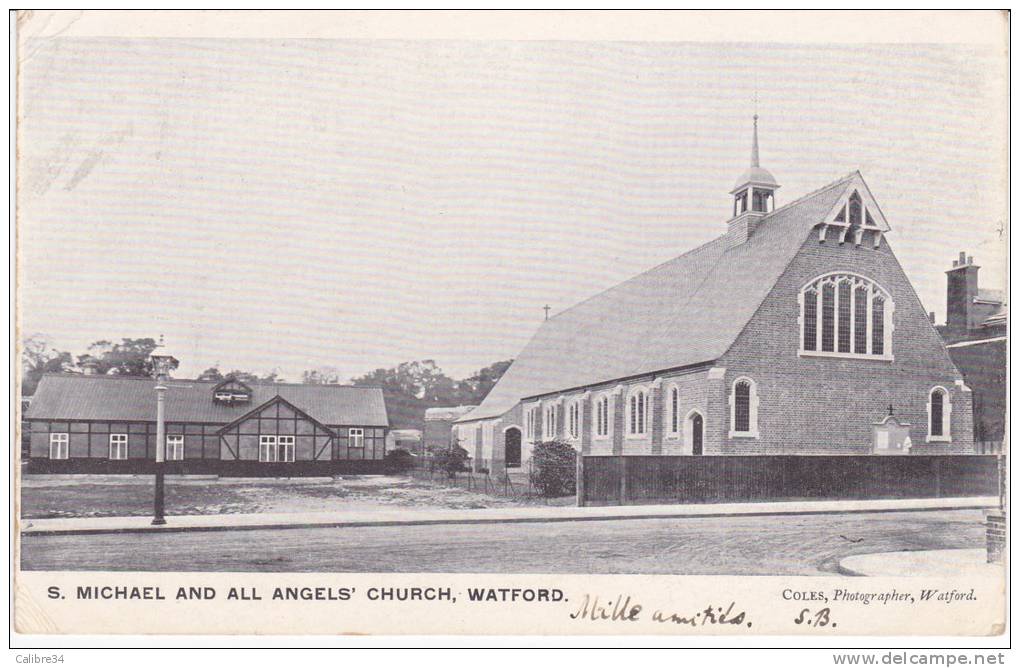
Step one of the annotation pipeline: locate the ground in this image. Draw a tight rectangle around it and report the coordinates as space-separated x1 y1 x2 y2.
18 474 571 519
19 509 984 574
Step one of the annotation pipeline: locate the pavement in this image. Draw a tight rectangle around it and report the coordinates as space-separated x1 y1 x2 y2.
838 548 1003 577
18 495 999 537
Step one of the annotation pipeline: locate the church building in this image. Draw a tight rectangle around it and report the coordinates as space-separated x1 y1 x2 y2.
455 118 974 475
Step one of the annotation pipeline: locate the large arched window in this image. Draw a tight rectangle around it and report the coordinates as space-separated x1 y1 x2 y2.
927 386 952 443
729 377 759 438
593 394 610 439
627 387 649 437
800 273 893 359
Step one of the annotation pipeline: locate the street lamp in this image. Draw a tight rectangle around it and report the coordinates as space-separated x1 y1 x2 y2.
150 336 178 526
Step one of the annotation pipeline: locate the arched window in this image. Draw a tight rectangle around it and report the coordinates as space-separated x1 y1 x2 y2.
627 387 649 437
799 273 893 359
927 387 952 443
567 400 580 440
543 404 558 439
729 377 759 438
593 395 610 438
667 385 681 436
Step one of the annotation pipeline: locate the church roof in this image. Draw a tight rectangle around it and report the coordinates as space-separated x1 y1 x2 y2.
458 172 859 423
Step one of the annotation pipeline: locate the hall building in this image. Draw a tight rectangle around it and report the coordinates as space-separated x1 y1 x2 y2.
455 118 974 474
24 373 390 475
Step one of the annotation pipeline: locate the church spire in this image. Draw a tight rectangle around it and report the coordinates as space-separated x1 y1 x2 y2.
729 114 780 215
750 113 760 168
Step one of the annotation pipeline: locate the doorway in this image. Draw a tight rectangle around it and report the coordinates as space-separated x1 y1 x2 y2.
687 412 704 455
504 427 522 468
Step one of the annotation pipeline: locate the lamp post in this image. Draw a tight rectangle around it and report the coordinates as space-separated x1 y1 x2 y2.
150 337 178 526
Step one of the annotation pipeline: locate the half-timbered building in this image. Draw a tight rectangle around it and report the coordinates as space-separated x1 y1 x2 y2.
24 374 389 475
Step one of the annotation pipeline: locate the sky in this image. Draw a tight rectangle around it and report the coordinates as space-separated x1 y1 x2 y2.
18 37 1007 382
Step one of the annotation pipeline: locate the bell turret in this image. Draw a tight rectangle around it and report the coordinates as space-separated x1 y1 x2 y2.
726 115 780 248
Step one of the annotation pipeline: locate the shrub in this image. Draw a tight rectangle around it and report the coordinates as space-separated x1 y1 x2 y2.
428 444 469 478
385 448 416 473
530 440 577 497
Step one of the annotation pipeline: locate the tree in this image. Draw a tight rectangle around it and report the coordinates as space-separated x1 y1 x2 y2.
301 366 342 385
454 359 513 405
224 369 283 383
529 440 577 497
78 337 178 377
197 367 225 382
21 334 72 396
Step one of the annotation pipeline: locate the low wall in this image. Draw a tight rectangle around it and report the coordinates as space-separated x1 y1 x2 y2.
578 455 1001 506
23 458 394 477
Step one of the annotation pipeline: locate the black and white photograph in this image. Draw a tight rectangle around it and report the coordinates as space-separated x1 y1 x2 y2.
10 9 1008 642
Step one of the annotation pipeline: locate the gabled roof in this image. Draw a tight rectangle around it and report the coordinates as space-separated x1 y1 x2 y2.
25 374 389 426
459 172 860 423
212 377 254 394
216 394 337 437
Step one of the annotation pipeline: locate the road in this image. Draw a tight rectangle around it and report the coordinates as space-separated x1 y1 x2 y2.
19 509 984 575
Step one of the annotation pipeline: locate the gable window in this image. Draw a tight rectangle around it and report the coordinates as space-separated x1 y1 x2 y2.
729 378 759 438
166 435 184 461
593 395 610 438
848 191 863 227
800 273 893 360
543 404 558 439
109 433 128 460
348 428 365 450
49 432 69 460
926 387 952 443
627 387 649 437
567 401 580 440
667 385 681 436
259 435 278 462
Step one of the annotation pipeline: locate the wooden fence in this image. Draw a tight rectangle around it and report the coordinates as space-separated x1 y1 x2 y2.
577 455 1002 506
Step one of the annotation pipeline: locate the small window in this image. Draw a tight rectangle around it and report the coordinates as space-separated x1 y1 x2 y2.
594 395 610 438
49 433 69 460
734 383 750 433
349 428 364 449
166 435 184 461
278 435 296 462
543 404 558 439
567 401 580 440
729 378 759 438
927 387 952 443
627 388 648 436
525 407 539 440
259 435 278 462
109 433 128 460
669 386 680 435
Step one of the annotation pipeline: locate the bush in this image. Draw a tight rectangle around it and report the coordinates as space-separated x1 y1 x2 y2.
385 448 416 473
530 440 577 497
428 444 469 478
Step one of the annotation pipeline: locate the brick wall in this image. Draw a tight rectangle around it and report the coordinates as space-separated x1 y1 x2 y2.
986 512 1006 563
716 228 974 454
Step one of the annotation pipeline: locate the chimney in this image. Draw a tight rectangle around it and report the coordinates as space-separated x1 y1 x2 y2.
946 251 980 333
